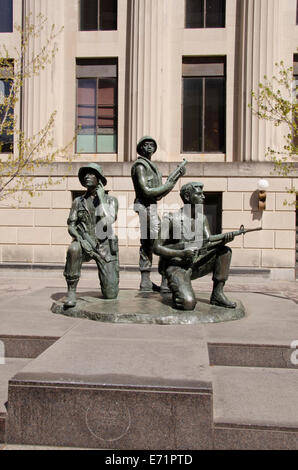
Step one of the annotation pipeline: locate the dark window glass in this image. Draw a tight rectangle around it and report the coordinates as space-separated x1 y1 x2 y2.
76 59 117 153
182 57 225 153
183 78 203 152
80 0 98 31
80 0 117 31
204 192 222 234
185 0 225 28
0 0 13 33
185 0 204 28
100 0 117 30
0 78 13 152
204 78 225 152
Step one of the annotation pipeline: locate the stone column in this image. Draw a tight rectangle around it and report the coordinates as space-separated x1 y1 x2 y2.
236 0 281 162
126 0 170 160
22 0 65 147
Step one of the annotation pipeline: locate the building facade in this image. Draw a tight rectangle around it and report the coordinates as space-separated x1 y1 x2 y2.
0 0 297 279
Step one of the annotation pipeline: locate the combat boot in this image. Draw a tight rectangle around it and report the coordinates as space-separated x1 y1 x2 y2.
210 280 236 308
64 279 79 308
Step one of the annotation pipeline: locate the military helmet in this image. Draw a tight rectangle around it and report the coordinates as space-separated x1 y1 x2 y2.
78 163 107 187
136 136 157 156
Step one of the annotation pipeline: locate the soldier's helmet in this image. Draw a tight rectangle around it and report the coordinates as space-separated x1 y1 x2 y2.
78 163 107 187
137 136 157 156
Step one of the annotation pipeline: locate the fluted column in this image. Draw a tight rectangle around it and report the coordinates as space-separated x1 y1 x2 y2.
22 0 65 147
126 0 170 160
236 0 281 162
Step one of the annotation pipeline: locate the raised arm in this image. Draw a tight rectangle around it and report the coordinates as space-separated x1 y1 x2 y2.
135 165 175 200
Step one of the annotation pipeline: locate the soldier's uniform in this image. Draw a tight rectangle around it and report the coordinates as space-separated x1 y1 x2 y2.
63 163 119 306
159 209 232 310
131 155 162 273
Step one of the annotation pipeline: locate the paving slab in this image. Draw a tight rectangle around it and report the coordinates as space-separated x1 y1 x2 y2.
0 288 82 357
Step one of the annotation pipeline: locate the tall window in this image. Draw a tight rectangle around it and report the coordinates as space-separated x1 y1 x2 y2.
76 58 118 154
80 0 117 31
0 62 13 153
182 57 226 153
185 0 225 28
0 0 13 33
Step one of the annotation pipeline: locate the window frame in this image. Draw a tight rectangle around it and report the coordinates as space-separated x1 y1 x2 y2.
181 56 226 154
75 59 118 155
79 0 118 31
185 0 226 29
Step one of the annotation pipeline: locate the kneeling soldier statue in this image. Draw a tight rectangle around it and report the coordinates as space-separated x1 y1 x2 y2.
63 163 119 308
153 182 261 311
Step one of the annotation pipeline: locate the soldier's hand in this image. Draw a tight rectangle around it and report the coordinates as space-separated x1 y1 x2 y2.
97 184 106 202
81 240 93 254
181 247 197 260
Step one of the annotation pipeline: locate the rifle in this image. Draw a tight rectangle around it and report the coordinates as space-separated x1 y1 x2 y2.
168 158 187 183
184 225 262 263
77 223 112 263
209 225 262 243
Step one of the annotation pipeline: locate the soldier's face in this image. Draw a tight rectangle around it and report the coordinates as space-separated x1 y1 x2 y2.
141 141 155 158
84 172 98 189
189 185 205 205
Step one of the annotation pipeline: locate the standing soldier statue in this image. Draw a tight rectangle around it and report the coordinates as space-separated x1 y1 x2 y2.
63 163 119 308
131 136 187 291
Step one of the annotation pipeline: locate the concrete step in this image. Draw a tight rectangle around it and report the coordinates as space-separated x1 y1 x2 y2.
0 358 32 442
212 366 298 449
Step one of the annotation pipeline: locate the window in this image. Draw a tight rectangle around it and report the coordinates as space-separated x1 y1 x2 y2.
185 0 225 29
204 192 222 234
0 62 13 153
76 58 118 154
80 0 117 31
0 0 13 33
182 57 226 153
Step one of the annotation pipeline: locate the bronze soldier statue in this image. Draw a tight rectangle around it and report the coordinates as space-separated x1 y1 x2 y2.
131 136 187 291
154 182 260 311
63 163 119 308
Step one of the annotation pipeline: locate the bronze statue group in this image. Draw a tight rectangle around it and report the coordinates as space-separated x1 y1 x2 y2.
63 136 260 312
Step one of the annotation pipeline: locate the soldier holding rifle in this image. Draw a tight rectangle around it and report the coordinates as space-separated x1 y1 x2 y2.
153 181 261 311
63 163 119 308
131 136 187 291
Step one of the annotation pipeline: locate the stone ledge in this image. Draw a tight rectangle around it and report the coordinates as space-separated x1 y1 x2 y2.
7 161 298 178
